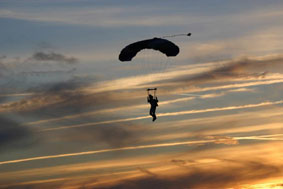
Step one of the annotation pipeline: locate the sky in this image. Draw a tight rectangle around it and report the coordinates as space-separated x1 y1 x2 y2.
0 0 283 188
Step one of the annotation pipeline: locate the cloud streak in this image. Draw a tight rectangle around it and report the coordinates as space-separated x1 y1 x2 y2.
154 55 283 90
0 7 190 27
31 51 78 64
38 99 283 131
0 140 215 166
100 160 282 189
1 133 282 166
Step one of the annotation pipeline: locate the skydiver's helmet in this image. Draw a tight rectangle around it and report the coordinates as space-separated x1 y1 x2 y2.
148 94 153 99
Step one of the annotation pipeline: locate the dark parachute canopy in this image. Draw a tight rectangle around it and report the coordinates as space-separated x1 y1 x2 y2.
119 38 179 62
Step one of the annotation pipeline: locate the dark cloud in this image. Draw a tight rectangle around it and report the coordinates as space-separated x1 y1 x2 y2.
170 159 187 166
0 79 146 148
3 159 281 188
0 52 78 94
0 76 142 116
98 160 283 189
90 124 141 147
31 51 78 64
3 54 282 151
0 55 6 60
58 123 143 148
0 79 91 114
0 116 36 151
4 55 283 115
154 55 283 90
137 167 157 177
1 54 283 188
272 183 283 187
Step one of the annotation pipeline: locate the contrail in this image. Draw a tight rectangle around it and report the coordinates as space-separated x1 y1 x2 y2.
27 97 194 126
41 115 151 131
0 140 212 166
235 134 283 141
41 100 283 132
0 93 35 97
178 93 202 97
0 134 281 166
158 100 283 117
26 77 283 126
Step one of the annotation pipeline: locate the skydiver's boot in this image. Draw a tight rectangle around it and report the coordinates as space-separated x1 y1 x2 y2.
152 115 157 122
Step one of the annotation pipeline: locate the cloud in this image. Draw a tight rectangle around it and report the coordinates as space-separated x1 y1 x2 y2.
273 183 283 187
83 54 283 98
157 55 283 88
0 55 6 60
2 3 283 30
1 53 282 159
0 116 36 152
0 138 282 188
61 123 142 148
205 136 239 145
2 3 283 188
0 53 282 158
0 56 8 76
0 139 220 166
98 160 282 189
2 79 145 148
170 159 187 166
179 26 283 63
31 51 78 64
0 134 275 166
0 7 189 27
19 98 283 132
0 78 98 114
0 52 78 94
137 167 157 177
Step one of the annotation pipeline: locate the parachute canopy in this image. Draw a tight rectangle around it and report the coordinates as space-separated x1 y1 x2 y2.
119 38 179 62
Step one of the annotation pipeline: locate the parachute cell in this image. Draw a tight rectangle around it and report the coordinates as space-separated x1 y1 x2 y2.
119 38 179 62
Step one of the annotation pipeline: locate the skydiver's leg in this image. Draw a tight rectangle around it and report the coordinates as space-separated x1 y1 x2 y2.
152 106 157 121
150 107 153 116
152 106 156 114
152 114 156 122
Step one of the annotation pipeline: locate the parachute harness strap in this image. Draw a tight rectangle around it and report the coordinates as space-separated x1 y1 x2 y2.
154 89 157 97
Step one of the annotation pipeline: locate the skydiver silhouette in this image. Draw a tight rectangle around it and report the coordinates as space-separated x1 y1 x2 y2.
147 91 158 122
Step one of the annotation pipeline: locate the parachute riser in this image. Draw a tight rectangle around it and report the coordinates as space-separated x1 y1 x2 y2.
147 88 157 97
